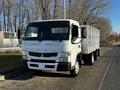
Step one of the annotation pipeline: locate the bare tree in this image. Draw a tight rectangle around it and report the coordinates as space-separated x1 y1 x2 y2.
2 0 7 31
0 0 112 42
6 0 12 32
40 0 51 20
34 0 40 20
68 0 110 25
0 1 2 14
52 0 59 19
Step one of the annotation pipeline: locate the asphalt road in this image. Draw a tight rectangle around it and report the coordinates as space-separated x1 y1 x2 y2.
101 45 120 90
0 45 119 90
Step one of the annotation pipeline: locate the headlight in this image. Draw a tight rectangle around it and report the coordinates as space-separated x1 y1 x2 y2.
60 52 70 57
59 52 70 62
22 51 27 59
59 57 68 62
22 51 27 55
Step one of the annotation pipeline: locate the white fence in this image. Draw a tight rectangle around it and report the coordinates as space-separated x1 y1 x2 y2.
0 32 19 48
3 39 19 47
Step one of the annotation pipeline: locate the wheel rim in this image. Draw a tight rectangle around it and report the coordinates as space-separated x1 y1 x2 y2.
75 61 79 74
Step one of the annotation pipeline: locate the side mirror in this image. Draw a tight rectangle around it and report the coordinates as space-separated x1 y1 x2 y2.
71 37 77 44
81 27 87 38
17 29 21 39
17 29 22 44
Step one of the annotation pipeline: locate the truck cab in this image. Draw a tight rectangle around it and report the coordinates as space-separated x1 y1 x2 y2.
22 19 84 76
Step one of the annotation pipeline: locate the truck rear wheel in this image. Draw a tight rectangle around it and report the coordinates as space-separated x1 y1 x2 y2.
89 53 94 65
84 53 94 65
97 49 100 56
94 51 97 61
70 60 80 77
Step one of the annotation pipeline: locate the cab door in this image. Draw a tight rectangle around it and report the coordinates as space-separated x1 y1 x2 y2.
70 24 81 67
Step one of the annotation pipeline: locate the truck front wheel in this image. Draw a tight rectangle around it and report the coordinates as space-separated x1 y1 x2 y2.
70 60 80 77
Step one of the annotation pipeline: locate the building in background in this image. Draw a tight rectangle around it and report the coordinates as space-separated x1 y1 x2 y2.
0 23 19 48
0 31 18 48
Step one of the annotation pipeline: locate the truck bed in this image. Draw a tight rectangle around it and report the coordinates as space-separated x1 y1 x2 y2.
81 25 100 54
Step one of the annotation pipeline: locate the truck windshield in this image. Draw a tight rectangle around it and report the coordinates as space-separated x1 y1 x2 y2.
24 21 70 40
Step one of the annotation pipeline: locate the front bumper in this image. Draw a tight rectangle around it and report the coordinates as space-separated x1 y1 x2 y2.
22 59 71 71
57 62 71 71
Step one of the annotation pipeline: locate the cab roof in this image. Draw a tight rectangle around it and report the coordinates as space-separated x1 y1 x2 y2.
33 19 79 25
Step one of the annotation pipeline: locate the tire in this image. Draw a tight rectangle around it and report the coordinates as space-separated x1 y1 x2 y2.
83 55 89 65
89 53 95 65
84 53 94 65
94 51 97 61
70 60 80 77
97 49 100 56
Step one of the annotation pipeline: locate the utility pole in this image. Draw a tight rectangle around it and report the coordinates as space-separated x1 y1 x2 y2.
63 0 66 19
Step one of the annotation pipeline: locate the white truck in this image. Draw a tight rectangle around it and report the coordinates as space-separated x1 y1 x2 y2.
21 19 100 77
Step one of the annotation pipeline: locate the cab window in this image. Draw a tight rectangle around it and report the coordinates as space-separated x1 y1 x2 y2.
71 25 78 40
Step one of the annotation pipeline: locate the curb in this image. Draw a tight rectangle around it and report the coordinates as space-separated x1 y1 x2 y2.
0 68 29 81
0 47 21 52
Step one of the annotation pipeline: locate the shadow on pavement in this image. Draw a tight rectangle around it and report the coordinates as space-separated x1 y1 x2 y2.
4 69 71 81
33 71 70 78
116 44 120 47
3 69 33 80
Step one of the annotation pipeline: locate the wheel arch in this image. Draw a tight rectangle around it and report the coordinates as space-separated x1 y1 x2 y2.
76 53 82 67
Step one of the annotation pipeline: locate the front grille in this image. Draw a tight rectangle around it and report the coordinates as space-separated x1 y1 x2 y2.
43 53 57 57
29 52 57 57
29 52 41 57
30 59 56 63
